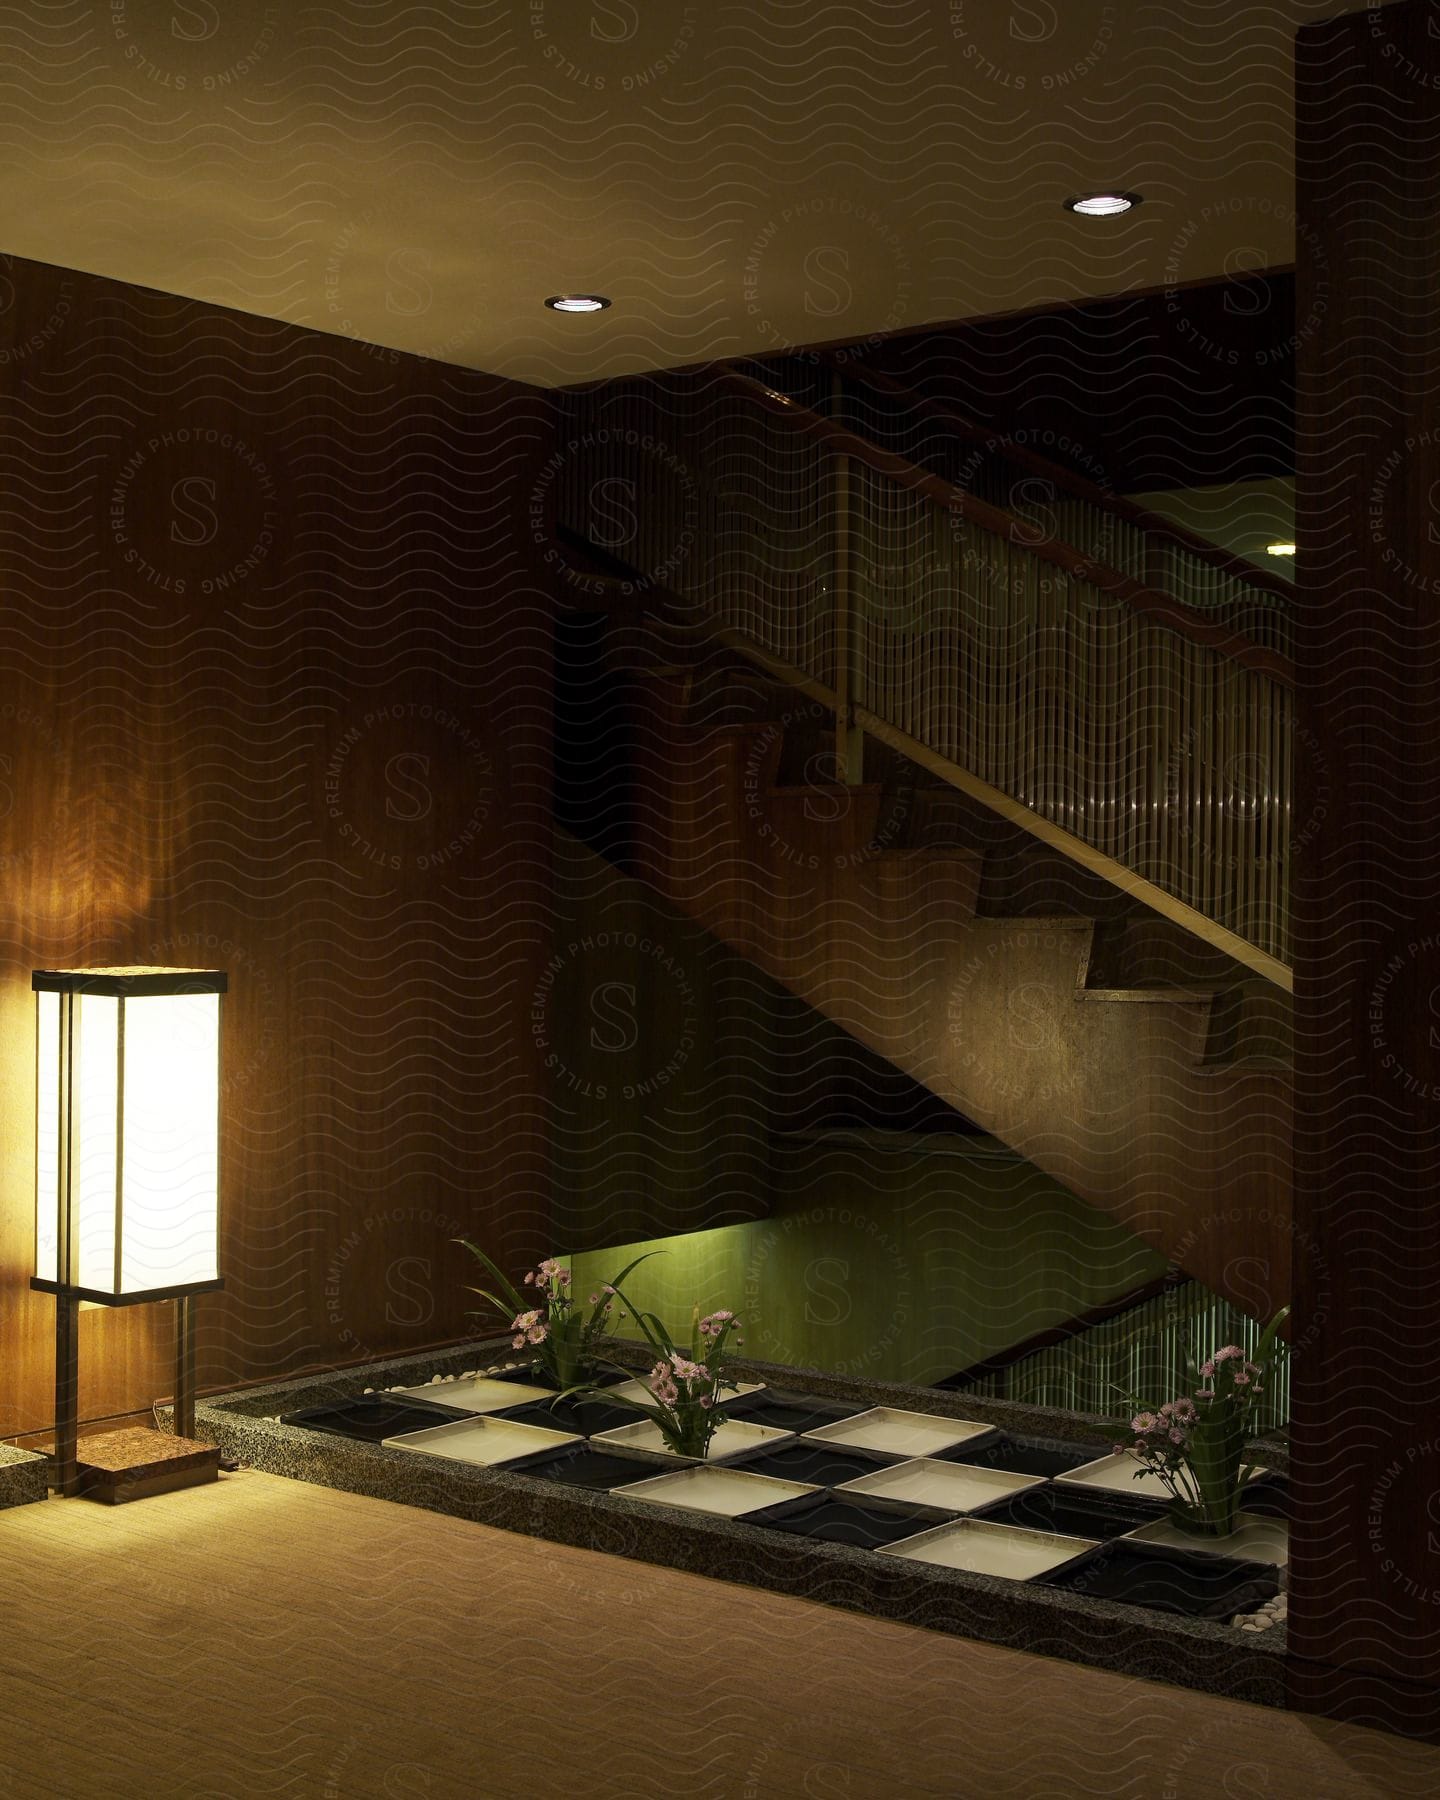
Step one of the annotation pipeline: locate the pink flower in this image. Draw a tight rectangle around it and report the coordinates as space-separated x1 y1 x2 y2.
511 1335 525 1349
512 1309 543 1332
1232 1372 1250 1386
647 1359 679 1406
1171 1398 1197 1424
588 1293 600 1305
527 1326 547 1345
1196 1389 1214 1400
1168 1428 1185 1444
1199 1360 1215 1379
1132 1412 1158 1433
1213 1345 1244 1363
523 1272 535 1286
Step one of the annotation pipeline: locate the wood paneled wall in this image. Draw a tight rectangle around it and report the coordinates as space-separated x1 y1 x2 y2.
851 276 1295 495
1290 0 1440 1738
0 255 555 1439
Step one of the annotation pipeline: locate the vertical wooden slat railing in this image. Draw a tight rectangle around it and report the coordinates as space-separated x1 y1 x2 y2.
553 369 1293 977
956 1280 1291 1436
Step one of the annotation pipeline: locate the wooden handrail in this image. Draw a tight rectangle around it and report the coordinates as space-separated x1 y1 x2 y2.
698 369 1295 689
814 354 1300 607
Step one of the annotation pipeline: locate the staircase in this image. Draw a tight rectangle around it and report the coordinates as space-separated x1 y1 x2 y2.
549 360 1294 1323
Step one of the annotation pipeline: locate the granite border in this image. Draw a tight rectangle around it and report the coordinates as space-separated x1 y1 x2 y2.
176 1338 1286 1708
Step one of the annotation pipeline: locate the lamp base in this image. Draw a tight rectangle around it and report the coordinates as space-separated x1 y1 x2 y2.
69 1427 221 1505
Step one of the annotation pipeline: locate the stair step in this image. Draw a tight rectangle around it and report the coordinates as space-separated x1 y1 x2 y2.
1088 914 1266 989
769 783 886 847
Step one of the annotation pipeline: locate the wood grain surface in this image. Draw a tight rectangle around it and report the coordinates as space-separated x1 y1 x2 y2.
0 254 556 1441
0 1473 1435 1799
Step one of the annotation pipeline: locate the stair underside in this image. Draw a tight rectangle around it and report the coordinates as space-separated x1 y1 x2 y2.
624 653 1293 1321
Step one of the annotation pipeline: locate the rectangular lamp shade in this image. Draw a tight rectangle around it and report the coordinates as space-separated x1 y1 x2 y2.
33 967 226 1305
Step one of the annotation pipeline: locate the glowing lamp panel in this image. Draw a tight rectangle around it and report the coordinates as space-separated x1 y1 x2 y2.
35 989 221 1297
34 990 59 1285
121 994 220 1293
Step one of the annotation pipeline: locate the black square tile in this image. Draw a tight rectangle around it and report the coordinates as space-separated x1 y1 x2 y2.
939 1433 1104 1479
1239 1475 1290 1519
970 1483 1162 1540
282 1396 467 1443
507 1444 668 1492
1036 1540 1280 1619
722 1392 866 1436
746 1492 940 1550
732 1441 903 1487
493 1397 638 1436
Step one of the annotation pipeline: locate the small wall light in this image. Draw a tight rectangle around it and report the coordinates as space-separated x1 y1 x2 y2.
33 966 226 1499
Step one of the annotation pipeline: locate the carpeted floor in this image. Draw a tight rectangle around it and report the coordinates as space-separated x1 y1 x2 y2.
0 1470 1436 1798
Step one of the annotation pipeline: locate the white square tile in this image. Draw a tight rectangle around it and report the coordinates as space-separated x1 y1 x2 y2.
881 1518 1098 1580
1124 1510 1289 1566
837 1458 1043 1513
591 1417 792 1462
381 1416 580 1467
612 1464 818 1517
1053 1452 1177 1502
804 1408 994 1459
391 1375 555 1414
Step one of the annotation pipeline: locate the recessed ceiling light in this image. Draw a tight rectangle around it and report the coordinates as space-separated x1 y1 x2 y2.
1265 542 1297 557
1063 192 1142 217
544 294 611 313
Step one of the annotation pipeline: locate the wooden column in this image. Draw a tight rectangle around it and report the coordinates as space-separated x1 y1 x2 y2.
1290 0 1440 1738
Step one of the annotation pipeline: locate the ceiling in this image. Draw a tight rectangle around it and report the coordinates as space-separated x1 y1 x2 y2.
0 1 1386 390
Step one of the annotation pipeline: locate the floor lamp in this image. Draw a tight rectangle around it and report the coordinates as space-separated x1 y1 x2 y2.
32 967 227 1499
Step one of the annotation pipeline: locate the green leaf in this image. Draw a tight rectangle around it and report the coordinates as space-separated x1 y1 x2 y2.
1251 1304 1291 1371
455 1238 527 1316
463 1286 520 1322
605 1250 662 1292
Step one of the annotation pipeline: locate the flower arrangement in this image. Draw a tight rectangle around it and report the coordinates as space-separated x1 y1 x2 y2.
1103 1306 1289 1538
457 1241 652 1391
575 1291 746 1460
